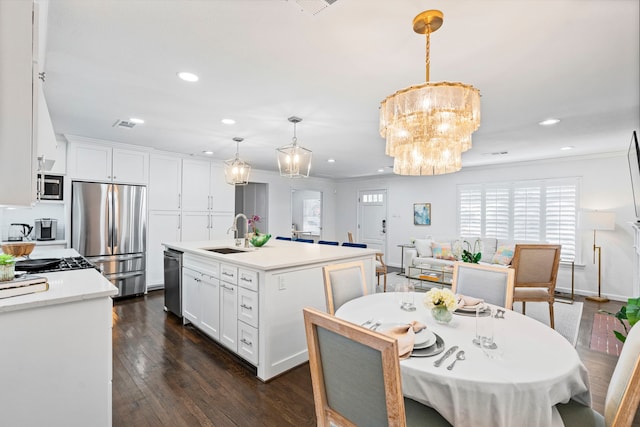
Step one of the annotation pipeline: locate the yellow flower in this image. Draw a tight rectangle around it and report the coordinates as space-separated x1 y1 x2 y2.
424 288 457 311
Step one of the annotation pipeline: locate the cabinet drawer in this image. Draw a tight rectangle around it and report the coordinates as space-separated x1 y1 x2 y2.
220 263 237 284
238 287 258 328
238 321 258 366
238 268 258 291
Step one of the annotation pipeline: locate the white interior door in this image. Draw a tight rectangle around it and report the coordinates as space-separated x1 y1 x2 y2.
357 189 387 254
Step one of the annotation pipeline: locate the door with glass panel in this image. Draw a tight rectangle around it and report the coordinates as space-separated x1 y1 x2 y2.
357 189 387 253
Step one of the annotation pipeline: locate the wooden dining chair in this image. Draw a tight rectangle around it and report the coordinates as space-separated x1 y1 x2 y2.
451 262 515 309
376 252 388 292
303 307 451 427
556 322 640 427
322 261 368 315
342 242 367 248
511 244 562 329
347 231 354 243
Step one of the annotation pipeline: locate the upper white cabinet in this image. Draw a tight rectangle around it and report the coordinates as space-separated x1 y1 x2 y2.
67 138 149 184
149 154 181 211
0 0 38 206
182 159 211 211
210 163 235 212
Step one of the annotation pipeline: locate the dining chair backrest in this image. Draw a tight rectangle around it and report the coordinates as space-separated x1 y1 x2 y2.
296 238 314 243
347 232 354 243
318 240 339 246
451 262 515 309
275 236 292 241
302 307 407 426
342 242 367 248
303 307 451 427
322 260 368 315
604 322 640 426
511 244 562 328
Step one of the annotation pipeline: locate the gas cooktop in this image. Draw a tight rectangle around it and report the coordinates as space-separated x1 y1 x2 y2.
15 256 98 274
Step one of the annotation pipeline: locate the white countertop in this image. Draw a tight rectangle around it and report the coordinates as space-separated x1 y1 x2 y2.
0 248 118 313
164 239 378 271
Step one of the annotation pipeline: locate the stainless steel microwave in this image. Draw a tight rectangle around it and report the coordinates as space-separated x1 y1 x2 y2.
41 174 64 200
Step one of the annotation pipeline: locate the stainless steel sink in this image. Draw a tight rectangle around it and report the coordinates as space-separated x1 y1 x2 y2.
203 247 248 254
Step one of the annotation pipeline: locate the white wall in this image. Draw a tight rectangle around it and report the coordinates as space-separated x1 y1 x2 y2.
335 153 636 301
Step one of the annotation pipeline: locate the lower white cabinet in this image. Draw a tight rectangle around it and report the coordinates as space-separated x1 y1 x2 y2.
182 255 259 365
200 273 220 340
147 211 181 288
220 281 238 351
182 267 200 324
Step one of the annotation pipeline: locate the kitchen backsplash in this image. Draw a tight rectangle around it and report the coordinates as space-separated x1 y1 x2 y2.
0 203 65 241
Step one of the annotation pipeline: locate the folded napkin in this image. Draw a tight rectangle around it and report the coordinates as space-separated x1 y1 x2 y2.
456 294 484 309
381 321 427 359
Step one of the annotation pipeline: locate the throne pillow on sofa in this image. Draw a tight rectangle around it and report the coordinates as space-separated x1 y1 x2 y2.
432 242 456 260
414 239 433 258
492 244 515 265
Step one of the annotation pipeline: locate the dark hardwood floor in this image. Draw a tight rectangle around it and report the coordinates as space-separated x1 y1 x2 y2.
112 290 638 426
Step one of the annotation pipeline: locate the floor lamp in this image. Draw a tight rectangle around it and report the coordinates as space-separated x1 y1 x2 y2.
581 210 616 302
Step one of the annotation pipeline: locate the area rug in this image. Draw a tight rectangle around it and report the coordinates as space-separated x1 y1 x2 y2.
512 301 583 347
590 313 626 356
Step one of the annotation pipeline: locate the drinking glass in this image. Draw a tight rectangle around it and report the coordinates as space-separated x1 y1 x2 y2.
400 283 416 311
474 306 496 349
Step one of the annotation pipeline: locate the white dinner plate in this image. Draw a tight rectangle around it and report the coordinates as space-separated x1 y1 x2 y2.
456 302 486 312
378 323 436 348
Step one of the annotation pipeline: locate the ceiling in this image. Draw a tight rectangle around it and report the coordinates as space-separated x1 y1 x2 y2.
43 0 640 179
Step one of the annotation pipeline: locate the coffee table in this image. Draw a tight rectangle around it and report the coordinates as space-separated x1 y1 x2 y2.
407 263 454 289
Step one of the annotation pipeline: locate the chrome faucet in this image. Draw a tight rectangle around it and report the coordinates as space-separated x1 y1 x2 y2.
228 213 249 247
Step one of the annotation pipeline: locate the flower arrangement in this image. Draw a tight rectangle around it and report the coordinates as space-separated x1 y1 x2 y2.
424 288 458 311
248 215 261 235
454 238 482 264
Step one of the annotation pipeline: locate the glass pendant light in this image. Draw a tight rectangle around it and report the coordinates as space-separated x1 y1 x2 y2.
224 137 251 186
277 116 312 178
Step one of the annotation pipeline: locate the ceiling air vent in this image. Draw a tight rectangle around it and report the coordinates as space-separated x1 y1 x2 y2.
112 119 137 129
295 0 337 15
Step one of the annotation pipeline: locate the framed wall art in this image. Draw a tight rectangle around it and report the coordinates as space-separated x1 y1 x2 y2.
413 203 431 225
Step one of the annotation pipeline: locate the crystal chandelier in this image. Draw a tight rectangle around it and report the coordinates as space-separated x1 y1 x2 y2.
277 116 312 178
224 137 251 186
379 10 481 176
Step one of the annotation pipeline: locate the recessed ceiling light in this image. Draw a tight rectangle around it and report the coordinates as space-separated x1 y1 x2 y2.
560 146 574 151
202 150 214 155
327 158 336 163
539 118 560 126
221 118 235 125
177 72 199 82
129 117 144 124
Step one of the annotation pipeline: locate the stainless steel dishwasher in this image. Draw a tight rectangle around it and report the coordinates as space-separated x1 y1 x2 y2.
163 249 183 317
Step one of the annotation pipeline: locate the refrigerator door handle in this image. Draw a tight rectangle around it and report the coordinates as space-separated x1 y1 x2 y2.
107 185 114 250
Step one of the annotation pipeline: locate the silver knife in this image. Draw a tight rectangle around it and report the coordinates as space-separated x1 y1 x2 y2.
434 345 459 367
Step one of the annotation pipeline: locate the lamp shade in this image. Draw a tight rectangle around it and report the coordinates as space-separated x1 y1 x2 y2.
580 210 616 231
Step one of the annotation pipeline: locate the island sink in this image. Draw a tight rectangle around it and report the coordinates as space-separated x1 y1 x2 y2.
203 247 248 254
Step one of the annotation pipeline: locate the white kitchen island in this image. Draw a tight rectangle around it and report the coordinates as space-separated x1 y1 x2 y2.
163 239 377 381
0 249 118 427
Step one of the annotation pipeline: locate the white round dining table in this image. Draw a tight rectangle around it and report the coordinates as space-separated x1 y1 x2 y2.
335 292 591 427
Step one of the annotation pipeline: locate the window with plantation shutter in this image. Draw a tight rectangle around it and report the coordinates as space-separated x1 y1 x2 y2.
458 178 580 261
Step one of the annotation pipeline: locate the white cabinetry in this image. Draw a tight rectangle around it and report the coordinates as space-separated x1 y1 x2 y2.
220 263 238 351
181 159 235 242
182 254 221 341
147 211 181 287
0 294 113 426
67 139 149 184
0 0 38 206
182 267 200 324
149 154 181 211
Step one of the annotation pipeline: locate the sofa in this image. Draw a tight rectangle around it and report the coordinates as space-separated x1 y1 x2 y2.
404 237 517 276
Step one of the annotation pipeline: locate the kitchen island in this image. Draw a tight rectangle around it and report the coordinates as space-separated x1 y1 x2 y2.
0 249 118 427
163 239 377 381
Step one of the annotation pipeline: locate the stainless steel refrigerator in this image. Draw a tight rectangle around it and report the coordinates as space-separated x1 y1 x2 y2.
71 181 147 297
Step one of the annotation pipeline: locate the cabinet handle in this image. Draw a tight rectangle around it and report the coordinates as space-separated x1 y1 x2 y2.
222 271 234 277
178 193 181 209
240 338 253 346
178 214 181 229
240 303 253 311
240 276 253 283
221 283 234 290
